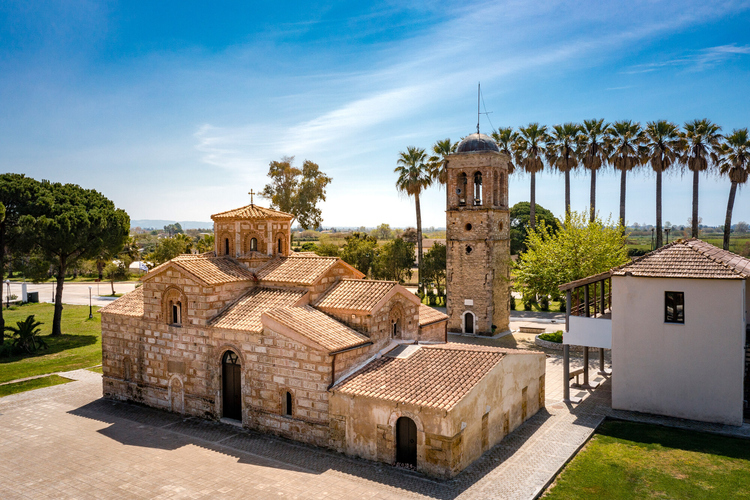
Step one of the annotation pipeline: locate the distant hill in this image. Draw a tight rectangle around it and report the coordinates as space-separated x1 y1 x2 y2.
131 220 214 230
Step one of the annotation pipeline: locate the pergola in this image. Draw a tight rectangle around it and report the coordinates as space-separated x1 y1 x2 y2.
558 271 613 403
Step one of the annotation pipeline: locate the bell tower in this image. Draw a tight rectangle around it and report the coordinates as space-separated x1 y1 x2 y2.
445 133 511 335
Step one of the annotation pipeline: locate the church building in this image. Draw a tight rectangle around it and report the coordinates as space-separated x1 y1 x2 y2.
101 135 542 478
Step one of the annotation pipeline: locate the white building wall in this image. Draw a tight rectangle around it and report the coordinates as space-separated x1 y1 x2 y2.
611 276 746 426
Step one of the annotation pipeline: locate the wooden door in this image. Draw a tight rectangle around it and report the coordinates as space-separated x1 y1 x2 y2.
396 417 417 467
222 351 242 420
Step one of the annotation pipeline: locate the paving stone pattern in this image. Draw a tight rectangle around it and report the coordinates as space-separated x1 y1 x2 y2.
3 358 748 499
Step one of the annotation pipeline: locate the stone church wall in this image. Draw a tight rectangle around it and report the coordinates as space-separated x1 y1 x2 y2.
418 321 447 342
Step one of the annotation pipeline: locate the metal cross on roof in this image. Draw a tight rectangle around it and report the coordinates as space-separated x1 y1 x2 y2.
248 189 255 205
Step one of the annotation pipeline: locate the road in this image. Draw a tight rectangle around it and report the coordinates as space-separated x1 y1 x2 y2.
5 281 137 307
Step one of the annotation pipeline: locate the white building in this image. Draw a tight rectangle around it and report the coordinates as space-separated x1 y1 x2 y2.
560 239 750 426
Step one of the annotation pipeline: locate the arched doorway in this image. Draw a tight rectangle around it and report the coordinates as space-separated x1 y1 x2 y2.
222 351 241 420
464 312 475 334
396 416 417 468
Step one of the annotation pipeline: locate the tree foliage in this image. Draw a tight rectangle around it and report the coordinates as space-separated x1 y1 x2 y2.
421 242 446 296
147 236 190 265
340 232 378 276
20 181 130 335
514 211 629 300
261 156 332 230
373 237 415 283
4 315 47 354
510 202 559 255
370 223 393 240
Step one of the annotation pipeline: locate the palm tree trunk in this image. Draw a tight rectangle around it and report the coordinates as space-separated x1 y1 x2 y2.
415 191 424 295
530 172 536 230
723 181 738 251
619 169 627 232
52 259 66 336
655 170 663 248
590 169 596 222
692 169 699 238
564 170 571 216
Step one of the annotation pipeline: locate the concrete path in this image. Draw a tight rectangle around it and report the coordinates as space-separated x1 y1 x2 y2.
6 281 137 307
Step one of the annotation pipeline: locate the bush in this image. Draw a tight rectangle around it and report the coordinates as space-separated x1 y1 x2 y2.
510 296 516 310
4 314 47 354
628 248 649 257
558 299 566 312
539 296 550 311
539 330 563 343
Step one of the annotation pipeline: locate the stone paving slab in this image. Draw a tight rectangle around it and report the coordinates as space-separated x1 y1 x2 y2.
6 356 748 499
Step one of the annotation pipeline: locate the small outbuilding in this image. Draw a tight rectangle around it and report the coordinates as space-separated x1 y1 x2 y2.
559 239 750 426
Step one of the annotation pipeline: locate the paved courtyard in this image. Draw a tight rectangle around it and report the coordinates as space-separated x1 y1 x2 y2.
2 352 748 499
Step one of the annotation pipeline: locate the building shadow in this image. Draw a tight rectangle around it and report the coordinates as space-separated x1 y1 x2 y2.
68 397 555 499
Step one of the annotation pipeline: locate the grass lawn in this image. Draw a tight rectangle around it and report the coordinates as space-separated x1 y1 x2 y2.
543 419 750 499
0 374 74 397
0 303 102 384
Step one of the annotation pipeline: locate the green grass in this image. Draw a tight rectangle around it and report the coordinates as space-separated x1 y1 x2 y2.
543 419 750 499
512 298 564 313
0 303 101 384
0 374 74 397
538 331 563 343
87 365 103 373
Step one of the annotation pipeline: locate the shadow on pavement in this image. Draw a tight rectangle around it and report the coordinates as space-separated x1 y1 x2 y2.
69 397 555 499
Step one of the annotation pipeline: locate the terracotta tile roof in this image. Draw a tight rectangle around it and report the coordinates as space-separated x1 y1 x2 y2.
262 306 370 353
418 304 449 326
99 287 144 317
210 287 307 332
146 255 256 285
211 204 294 221
314 279 397 312
256 255 363 285
334 343 514 410
612 238 750 279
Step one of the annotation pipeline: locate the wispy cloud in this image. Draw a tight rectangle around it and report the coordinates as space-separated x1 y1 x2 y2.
625 43 750 74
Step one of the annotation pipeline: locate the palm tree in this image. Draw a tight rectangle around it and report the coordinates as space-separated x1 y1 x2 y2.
609 120 646 230
546 123 582 215
718 129 750 250
644 120 684 248
515 123 549 229
682 119 723 238
581 119 610 222
395 146 433 294
427 138 456 186
491 127 519 174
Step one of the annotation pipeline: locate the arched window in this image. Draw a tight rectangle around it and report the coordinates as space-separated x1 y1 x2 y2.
284 391 293 416
457 173 468 206
389 303 404 339
224 238 230 256
171 301 182 325
474 171 483 206
277 238 282 254
250 237 258 252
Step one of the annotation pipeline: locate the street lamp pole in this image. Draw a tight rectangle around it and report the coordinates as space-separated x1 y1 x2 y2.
89 286 93 319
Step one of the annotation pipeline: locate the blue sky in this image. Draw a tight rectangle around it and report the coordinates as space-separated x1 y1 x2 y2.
2 1 750 228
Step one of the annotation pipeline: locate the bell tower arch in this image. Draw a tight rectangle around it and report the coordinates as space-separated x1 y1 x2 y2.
445 133 511 335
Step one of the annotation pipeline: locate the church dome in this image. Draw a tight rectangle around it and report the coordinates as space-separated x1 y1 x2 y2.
456 133 500 153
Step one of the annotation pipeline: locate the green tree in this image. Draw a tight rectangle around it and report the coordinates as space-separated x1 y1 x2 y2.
491 127 519 173
514 211 629 301
104 261 129 295
421 242 446 297
196 233 215 253
395 146 432 294
427 138 456 186
20 182 129 335
313 239 340 257
0 174 41 344
644 120 685 248
515 123 549 229
147 236 190 265
609 120 647 229
682 119 723 238
509 202 559 255
370 223 393 241
718 129 750 250
546 123 582 214
163 223 183 236
373 237 415 283
581 119 610 222
261 156 332 230
340 232 378 276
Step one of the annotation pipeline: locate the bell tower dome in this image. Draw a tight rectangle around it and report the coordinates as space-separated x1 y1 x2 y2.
445 133 511 335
